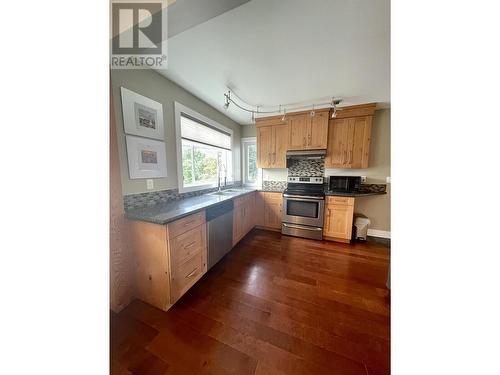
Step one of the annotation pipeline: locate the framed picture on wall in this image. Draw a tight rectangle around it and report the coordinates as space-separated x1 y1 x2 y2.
121 87 164 140
125 135 167 179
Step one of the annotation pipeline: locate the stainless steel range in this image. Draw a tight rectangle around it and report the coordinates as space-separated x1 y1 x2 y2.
281 176 325 240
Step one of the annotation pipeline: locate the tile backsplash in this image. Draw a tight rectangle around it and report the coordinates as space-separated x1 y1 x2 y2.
287 159 325 177
124 182 242 211
262 181 287 191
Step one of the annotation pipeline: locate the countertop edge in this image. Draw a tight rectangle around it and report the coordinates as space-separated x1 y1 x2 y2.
325 191 387 197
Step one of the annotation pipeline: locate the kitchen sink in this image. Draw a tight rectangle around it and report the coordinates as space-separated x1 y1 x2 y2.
209 191 237 196
209 188 254 196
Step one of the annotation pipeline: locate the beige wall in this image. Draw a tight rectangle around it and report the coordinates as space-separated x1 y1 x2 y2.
111 69 243 195
244 109 391 232
241 125 256 138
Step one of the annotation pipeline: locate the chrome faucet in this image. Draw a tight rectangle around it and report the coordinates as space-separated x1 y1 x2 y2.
217 153 226 192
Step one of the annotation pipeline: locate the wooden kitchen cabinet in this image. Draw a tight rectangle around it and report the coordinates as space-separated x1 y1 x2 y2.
323 196 355 243
325 103 376 169
233 192 256 245
129 211 208 311
256 191 283 230
288 113 309 150
287 109 329 150
256 119 288 169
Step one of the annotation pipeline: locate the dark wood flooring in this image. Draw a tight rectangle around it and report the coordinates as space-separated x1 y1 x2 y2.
111 229 390 375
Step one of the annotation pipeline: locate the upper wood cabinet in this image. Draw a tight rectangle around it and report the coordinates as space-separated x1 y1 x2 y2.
256 118 288 168
325 103 376 169
288 114 309 149
288 109 329 150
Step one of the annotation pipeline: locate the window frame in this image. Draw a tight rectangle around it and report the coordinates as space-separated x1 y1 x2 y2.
174 102 234 193
241 137 261 187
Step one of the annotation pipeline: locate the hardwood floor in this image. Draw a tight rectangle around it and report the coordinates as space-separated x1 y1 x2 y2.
111 229 390 375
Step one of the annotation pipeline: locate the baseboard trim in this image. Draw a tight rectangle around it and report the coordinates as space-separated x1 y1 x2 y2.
367 229 391 239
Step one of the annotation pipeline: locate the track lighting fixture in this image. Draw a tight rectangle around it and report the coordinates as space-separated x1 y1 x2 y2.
331 106 337 118
222 89 343 122
223 92 230 109
331 98 342 118
281 109 287 122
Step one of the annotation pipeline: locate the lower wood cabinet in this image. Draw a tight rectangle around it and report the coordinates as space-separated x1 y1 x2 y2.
256 191 283 230
323 196 355 243
233 193 256 245
129 211 207 311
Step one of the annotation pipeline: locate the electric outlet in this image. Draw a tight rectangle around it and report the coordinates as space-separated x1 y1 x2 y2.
146 179 154 190
360 176 367 183
386 176 391 184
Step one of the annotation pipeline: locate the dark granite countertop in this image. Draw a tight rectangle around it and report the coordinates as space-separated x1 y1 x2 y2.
126 186 386 225
125 188 257 225
325 191 387 197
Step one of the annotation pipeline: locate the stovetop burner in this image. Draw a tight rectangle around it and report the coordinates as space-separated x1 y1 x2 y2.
284 176 325 197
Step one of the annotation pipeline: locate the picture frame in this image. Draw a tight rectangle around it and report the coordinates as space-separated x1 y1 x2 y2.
121 87 164 140
125 135 167 179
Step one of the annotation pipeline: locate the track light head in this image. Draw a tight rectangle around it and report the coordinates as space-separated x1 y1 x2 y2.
281 109 287 122
331 98 342 118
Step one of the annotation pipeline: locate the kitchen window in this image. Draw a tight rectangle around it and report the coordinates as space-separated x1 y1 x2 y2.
242 137 261 187
175 102 233 193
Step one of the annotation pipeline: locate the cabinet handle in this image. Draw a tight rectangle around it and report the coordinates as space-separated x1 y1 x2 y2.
349 150 353 163
186 268 198 278
308 134 311 145
343 150 347 164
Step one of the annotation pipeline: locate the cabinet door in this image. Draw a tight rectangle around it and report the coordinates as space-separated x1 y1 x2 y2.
257 126 273 168
233 200 245 245
308 111 329 149
326 118 349 167
255 192 265 227
264 193 283 229
288 114 309 150
273 124 288 167
324 204 354 239
245 193 256 233
349 116 373 169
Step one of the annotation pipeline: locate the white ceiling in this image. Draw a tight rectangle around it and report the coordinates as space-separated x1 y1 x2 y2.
158 0 390 125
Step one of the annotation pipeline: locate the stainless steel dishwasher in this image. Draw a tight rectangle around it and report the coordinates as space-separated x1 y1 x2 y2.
206 200 234 270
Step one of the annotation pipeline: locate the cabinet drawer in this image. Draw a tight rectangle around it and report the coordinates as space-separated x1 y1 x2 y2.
168 211 206 239
170 251 205 303
170 224 206 265
264 192 283 202
326 196 355 206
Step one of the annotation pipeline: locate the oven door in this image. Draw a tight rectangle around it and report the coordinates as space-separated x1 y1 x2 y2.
282 194 325 227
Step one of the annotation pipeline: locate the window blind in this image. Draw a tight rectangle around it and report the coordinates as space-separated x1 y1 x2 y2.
180 114 231 150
